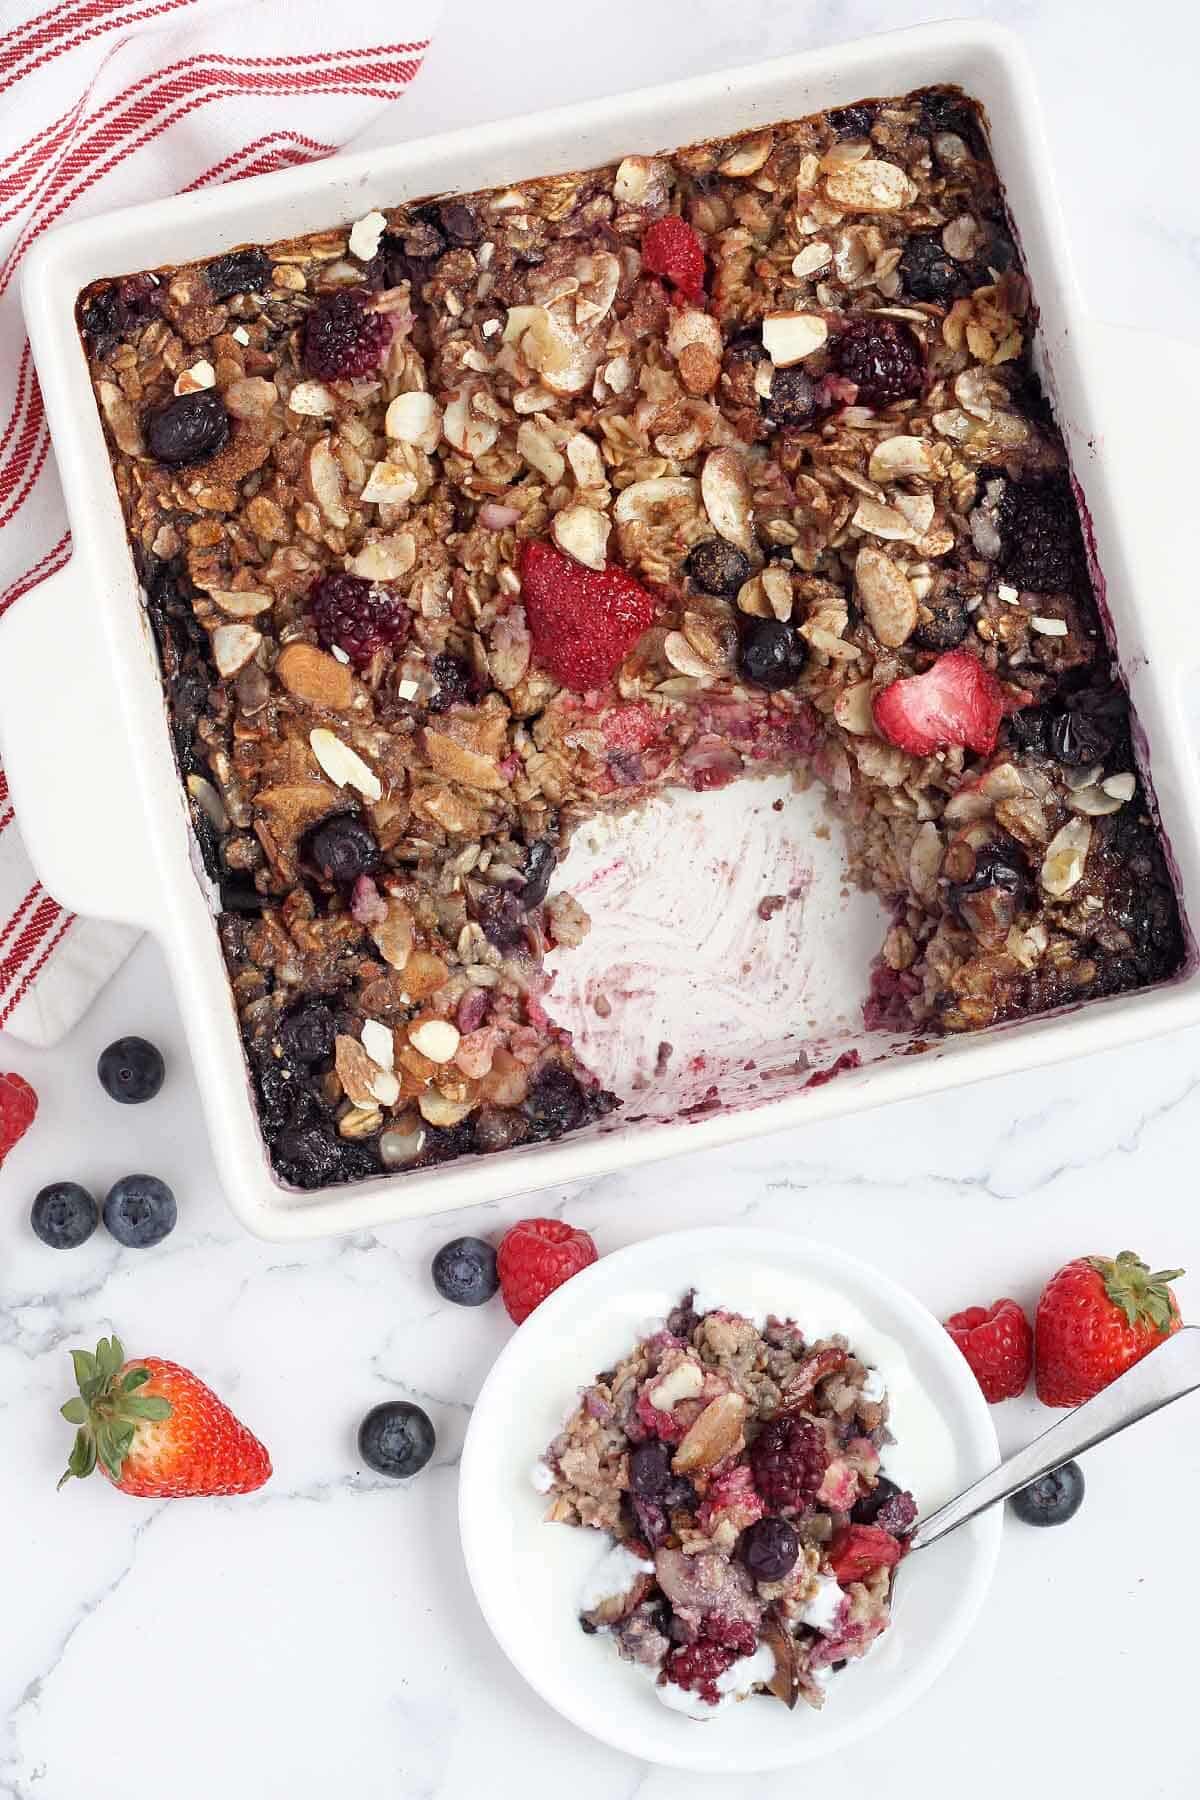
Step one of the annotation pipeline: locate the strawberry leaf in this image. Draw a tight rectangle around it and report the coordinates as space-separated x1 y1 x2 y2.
124 1396 171 1421
60 1399 87 1425
71 1349 99 1388
122 1368 151 1392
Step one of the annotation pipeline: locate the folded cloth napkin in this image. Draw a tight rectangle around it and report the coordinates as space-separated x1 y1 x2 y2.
0 0 438 1045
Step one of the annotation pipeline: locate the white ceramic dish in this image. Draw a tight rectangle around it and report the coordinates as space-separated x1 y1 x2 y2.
3 22 1200 1239
458 1226 1002 1771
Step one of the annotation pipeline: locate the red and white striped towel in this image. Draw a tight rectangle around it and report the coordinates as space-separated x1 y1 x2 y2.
0 0 439 1045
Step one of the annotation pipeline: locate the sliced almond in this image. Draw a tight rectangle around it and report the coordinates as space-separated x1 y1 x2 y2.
908 820 943 902
409 1019 461 1063
385 390 441 449
96 380 143 456
186 775 228 832
1102 773 1136 802
671 1392 747 1475
761 311 827 366
613 155 672 207
613 475 699 524
211 623 262 678
552 504 610 571
503 304 543 344
868 435 934 482
791 241 832 279
370 897 414 970
565 431 607 490
335 1034 381 1108
276 642 355 712
719 131 773 176
417 1089 476 1127
1068 785 1124 817
700 448 754 554
853 496 919 542
174 359 215 397
892 492 936 535
760 565 793 622
1041 817 1092 897
309 727 381 801
361 460 419 506
348 532 416 581
348 210 387 261
664 631 716 678
648 1360 704 1411
855 545 917 647
520 307 596 396
368 1068 401 1107
223 377 277 420
306 438 349 528
288 380 336 418
361 1019 395 1070
573 251 621 328
423 728 504 791
517 418 566 485
443 393 499 460
834 679 875 734
824 158 918 212
208 588 273 618
666 307 723 363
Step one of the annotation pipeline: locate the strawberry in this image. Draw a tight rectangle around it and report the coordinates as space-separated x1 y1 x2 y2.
520 539 656 691
944 1297 1033 1402
496 1216 598 1324
872 648 1003 757
58 1335 271 1497
0 1071 38 1167
827 1524 905 1585
1035 1251 1184 1407
641 216 706 306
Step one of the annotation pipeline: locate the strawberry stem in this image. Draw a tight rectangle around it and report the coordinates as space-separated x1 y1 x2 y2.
57 1336 172 1489
1087 1251 1185 1334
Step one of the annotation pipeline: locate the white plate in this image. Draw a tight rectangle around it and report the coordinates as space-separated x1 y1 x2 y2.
458 1227 1002 1771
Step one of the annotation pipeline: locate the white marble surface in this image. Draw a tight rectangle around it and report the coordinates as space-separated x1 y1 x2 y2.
4 2 1200 1795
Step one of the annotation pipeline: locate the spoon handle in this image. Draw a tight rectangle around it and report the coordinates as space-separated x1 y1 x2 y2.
909 1325 1200 1553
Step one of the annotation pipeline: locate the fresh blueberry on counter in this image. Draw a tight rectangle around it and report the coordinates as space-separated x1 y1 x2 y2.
1009 1460 1085 1527
31 1182 99 1249
103 1174 177 1247
432 1236 499 1306
358 1401 436 1479
97 1036 165 1104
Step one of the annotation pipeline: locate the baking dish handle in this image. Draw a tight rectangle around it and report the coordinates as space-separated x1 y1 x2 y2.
0 560 156 926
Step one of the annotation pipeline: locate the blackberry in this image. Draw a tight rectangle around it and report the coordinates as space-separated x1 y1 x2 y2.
766 366 816 427
145 390 230 466
1047 685 1129 767
833 317 924 407
205 247 272 300
522 1064 591 1140
898 233 968 303
737 619 807 690
996 478 1084 592
79 279 157 354
827 103 875 138
274 1122 378 1189
309 571 410 667
685 539 752 599
427 652 477 712
302 289 392 380
749 1414 828 1514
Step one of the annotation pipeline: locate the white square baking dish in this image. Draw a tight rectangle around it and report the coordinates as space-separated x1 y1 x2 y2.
3 20 1199 1240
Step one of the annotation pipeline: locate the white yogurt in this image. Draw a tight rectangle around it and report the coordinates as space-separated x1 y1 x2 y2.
861 1367 887 1404
797 1572 846 1635
529 1460 555 1495
654 1641 778 1719
578 1543 655 1615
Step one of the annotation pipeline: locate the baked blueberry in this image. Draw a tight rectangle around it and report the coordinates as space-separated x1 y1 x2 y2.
97 1036 165 1105
146 391 230 466
630 1439 672 1499
737 619 807 690
766 366 816 427
306 814 380 885
1009 1460 1084 1527
432 1236 499 1306
684 539 752 599
278 1002 337 1067
103 1175 177 1248
205 247 272 300
739 1516 800 1581
31 1182 98 1249
358 1401 436 1478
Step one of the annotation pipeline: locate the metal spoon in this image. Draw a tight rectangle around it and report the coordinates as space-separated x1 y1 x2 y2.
904 1324 1200 1557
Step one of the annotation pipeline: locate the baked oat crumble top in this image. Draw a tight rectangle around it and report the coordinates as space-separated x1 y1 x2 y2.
78 86 1183 1189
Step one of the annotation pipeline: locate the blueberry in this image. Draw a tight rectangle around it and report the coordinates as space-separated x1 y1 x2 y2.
438 202 482 246
739 1516 800 1581
358 1400 436 1478
765 366 816 428
519 838 557 910
630 1439 672 1499
1009 1460 1085 1527
278 1002 337 1067
205 247 272 300
898 233 968 304
432 1236 498 1306
737 619 807 690
685 539 752 599
103 1174 177 1248
145 390 230 466
306 814 379 885
827 104 875 139
851 1473 901 1526
31 1182 98 1249
911 593 969 651
852 1475 918 1534
97 1036 165 1104
475 887 528 951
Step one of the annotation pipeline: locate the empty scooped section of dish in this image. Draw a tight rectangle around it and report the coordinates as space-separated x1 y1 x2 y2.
545 776 901 1121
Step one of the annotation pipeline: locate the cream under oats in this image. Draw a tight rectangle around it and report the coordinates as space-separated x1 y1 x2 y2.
78 86 1183 1189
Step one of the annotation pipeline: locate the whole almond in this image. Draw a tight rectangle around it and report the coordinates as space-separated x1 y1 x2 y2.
275 642 355 712
671 1392 747 1474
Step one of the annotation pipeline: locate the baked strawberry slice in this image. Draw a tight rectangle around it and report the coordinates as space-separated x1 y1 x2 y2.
641 216 707 306
872 649 1003 758
827 1524 905 1585
520 540 657 692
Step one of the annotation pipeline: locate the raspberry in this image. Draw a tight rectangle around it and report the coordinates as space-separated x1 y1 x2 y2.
749 1414 828 1515
520 539 656 692
827 1524 904 1585
832 317 924 407
665 1617 758 1706
309 573 410 668
302 289 393 381
496 1216 598 1324
641 216 707 306
945 1297 1033 1403
0 1072 38 1167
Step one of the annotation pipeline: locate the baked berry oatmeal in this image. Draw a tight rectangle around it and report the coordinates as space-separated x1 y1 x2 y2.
78 86 1184 1189
535 1291 917 1715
